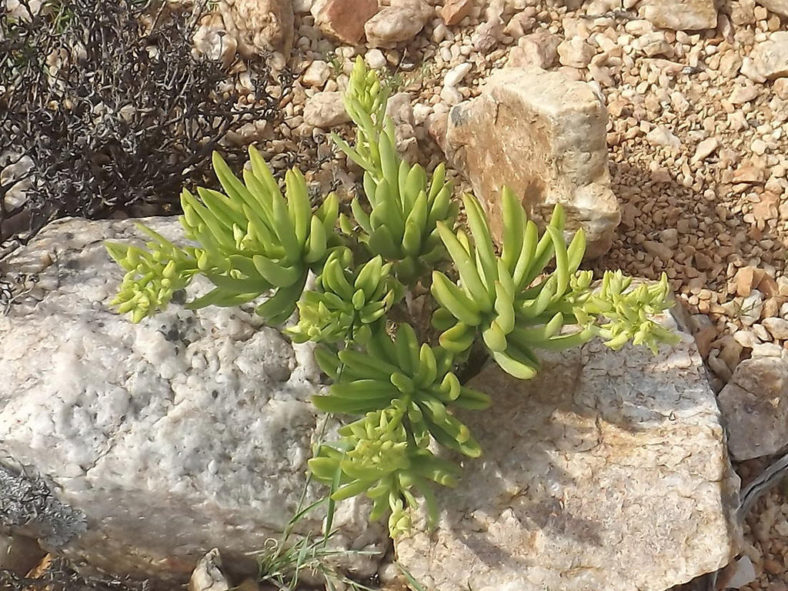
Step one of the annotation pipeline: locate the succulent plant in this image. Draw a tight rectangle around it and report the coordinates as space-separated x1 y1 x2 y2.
107 59 677 539
431 188 678 379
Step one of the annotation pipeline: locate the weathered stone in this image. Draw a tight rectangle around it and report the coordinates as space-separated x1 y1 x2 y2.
0 218 387 583
756 0 788 17
638 0 718 31
440 0 474 25
311 0 379 45
396 318 741 591
718 351 788 461
302 60 331 88
218 0 294 58
445 68 620 258
507 31 562 69
303 91 351 128
365 0 431 48
557 38 595 68
762 317 788 340
750 32 788 80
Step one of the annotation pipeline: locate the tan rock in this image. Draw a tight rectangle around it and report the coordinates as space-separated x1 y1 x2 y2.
507 31 562 69
729 85 760 105
302 60 331 88
445 68 620 258
218 0 294 58
397 324 741 591
756 0 788 17
639 0 718 31
692 137 720 163
718 351 788 460
303 91 350 128
774 77 788 99
734 266 765 297
750 32 788 80
762 317 788 339
440 0 474 26
557 38 595 68
365 0 431 48
311 0 379 45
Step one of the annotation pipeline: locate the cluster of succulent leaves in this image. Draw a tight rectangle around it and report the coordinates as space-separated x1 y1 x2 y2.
107 57 678 538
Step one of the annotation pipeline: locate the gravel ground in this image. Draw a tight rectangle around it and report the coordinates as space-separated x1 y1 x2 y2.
2 0 786 589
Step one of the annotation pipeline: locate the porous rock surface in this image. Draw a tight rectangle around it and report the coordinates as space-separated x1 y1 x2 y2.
445 67 621 258
396 320 742 591
0 217 387 582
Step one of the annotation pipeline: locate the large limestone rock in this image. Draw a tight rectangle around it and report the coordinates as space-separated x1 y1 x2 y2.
717 349 788 461
396 321 742 591
445 67 620 259
638 0 718 31
0 217 387 583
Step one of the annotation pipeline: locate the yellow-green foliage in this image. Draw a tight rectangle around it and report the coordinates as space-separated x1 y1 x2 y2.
107 57 677 539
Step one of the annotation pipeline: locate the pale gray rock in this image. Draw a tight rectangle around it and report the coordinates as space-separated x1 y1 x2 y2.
0 217 388 583
638 0 718 31
750 32 788 80
396 318 742 591
756 0 788 17
445 67 620 259
718 350 788 461
364 0 431 48
303 91 351 128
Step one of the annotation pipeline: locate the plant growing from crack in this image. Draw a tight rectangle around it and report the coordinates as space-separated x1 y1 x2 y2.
107 57 678 541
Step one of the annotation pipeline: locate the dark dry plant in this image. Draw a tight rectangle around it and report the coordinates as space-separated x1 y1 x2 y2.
0 0 286 246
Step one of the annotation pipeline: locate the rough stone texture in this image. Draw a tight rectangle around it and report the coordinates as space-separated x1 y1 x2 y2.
717 349 788 461
638 0 718 31
749 32 788 81
218 0 294 58
440 0 474 25
303 91 351 128
445 67 621 259
311 0 379 45
0 217 387 583
756 0 788 17
364 0 431 48
396 318 742 591
507 31 562 69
